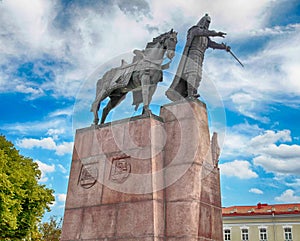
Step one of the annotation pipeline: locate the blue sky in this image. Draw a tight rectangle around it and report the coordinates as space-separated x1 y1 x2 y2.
0 0 300 220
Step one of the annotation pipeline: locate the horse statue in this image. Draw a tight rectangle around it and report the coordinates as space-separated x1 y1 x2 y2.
91 29 178 125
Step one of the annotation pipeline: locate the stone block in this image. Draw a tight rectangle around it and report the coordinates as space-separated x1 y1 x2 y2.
211 206 223 240
74 128 95 159
116 200 164 238
61 208 83 240
165 163 202 202
198 203 212 239
97 123 125 154
65 157 105 209
160 100 207 123
162 103 210 167
81 205 117 239
200 169 221 207
166 201 200 237
101 152 164 196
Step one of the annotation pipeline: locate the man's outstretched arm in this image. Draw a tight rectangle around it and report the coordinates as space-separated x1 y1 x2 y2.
189 27 226 38
208 39 230 51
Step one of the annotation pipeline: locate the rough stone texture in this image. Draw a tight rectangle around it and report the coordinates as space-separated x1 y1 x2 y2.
60 209 83 240
62 116 165 241
61 100 223 240
160 100 222 241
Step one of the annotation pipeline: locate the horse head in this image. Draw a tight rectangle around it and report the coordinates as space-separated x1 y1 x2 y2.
164 29 178 60
145 29 178 62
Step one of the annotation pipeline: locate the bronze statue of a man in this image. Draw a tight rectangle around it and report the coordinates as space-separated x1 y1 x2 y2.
166 14 230 101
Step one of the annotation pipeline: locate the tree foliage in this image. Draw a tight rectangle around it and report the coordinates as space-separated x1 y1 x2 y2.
0 135 54 239
38 216 62 241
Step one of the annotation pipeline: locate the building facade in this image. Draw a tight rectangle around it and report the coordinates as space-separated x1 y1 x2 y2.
222 203 300 241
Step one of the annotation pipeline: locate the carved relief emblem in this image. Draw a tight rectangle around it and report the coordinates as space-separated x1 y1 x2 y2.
109 156 131 183
79 163 98 189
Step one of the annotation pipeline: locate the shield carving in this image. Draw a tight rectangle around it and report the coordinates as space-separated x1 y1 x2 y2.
79 163 98 189
110 156 131 183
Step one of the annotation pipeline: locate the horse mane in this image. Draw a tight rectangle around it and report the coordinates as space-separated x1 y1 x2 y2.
146 31 170 49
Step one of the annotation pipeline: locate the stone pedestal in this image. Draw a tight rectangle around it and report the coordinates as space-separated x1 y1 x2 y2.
61 100 223 241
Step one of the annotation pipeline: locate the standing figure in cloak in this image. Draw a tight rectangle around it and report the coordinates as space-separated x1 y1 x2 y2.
166 14 231 101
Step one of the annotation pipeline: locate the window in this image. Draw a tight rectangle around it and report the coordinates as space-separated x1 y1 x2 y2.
284 227 292 241
241 228 249 241
224 229 231 241
259 228 267 241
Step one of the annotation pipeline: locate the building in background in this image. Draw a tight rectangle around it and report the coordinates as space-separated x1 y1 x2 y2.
222 203 300 241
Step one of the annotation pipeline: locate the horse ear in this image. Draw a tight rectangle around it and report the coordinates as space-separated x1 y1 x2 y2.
170 28 173 33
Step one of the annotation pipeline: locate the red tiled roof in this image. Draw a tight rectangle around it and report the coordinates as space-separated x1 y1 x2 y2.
222 203 300 216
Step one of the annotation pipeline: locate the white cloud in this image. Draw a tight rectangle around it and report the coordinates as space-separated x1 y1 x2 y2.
249 130 291 148
49 108 73 118
221 128 300 177
57 193 67 202
249 130 300 176
219 160 258 179
15 84 44 99
250 24 300 37
46 128 66 141
58 164 68 174
286 178 300 188
56 142 74 156
149 0 273 34
275 189 300 203
0 0 55 55
249 188 264 194
253 155 300 176
221 122 262 159
229 92 269 123
35 160 55 182
47 128 65 136
3 118 72 137
18 137 56 149
17 137 73 156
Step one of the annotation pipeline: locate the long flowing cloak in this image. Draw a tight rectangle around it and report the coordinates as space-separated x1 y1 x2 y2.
165 26 198 101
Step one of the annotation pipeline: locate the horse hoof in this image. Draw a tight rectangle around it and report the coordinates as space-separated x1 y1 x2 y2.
93 118 99 125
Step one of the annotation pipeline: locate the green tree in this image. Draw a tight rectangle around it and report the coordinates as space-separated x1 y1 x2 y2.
38 216 62 241
0 135 54 240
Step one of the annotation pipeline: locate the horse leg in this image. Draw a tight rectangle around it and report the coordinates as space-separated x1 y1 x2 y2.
100 94 126 124
147 84 157 108
91 100 100 125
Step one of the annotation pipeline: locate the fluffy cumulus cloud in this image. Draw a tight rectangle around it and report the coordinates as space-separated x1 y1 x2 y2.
250 130 300 176
249 188 264 195
35 160 55 182
221 127 300 176
275 189 300 203
149 0 273 34
55 142 74 156
249 130 291 148
219 160 258 179
18 137 56 149
221 122 262 159
17 137 73 156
